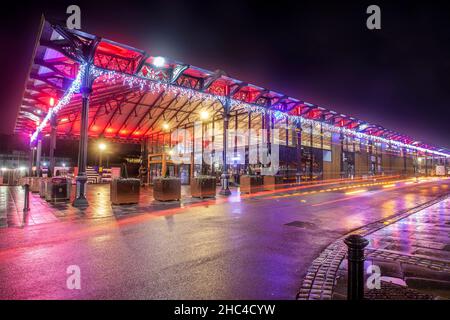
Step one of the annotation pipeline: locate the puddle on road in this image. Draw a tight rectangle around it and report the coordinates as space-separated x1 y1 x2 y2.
284 220 317 229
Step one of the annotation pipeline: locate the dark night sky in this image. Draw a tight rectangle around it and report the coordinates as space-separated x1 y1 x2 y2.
1 0 449 148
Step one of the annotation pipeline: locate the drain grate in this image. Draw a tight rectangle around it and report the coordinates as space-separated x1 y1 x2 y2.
285 220 316 229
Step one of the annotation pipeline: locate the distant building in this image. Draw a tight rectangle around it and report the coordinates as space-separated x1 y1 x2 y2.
0 151 71 170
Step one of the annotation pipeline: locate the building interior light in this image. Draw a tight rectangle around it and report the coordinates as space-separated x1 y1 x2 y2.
345 189 367 195
200 110 209 121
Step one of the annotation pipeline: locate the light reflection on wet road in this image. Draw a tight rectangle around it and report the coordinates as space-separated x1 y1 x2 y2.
0 179 448 299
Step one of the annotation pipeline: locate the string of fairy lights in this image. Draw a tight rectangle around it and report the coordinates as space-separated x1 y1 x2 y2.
91 66 226 106
30 64 86 142
30 63 449 158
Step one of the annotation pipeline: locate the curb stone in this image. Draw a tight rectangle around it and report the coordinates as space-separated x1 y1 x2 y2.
296 193 449 300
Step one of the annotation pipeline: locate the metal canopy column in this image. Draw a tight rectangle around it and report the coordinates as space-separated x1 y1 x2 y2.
201 120 205 174
36 135 42 177
445 157 448 176
73 64 93 207
296 122 302 183
190 126 195 180
246 112 251 174
340 129 345 179
368 139 373 175
211 118 216 175
28 145 35 177
49 115 57 177
309 123 313 181
219 98 231 196
388 143 393 175
402 147 407 176
141 137 149 184
431 155 434 175
235 111 239 156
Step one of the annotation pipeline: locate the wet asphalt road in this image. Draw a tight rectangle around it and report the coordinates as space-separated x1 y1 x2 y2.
0 179 448 299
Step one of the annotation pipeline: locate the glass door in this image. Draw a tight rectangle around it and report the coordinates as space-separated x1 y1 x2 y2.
149 163 162 184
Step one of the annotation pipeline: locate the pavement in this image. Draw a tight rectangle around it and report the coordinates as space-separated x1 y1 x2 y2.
333 196 450 300
0 177 449 299
0 183 208 227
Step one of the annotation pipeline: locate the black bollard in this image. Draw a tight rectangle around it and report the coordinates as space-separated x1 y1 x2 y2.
23 183 30 213
344 234 369 300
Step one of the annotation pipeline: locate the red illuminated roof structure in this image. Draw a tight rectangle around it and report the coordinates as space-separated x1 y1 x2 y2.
14 17 450 157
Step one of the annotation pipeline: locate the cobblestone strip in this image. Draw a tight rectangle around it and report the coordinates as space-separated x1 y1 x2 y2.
366 248 450 272
296 193 450 300
296 240 347 300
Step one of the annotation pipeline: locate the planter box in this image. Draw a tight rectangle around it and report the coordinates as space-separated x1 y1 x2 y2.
19 177 30 186
240 175 263 194
263 175 284 191
110 178 140 205
191 176 216 198
45 177 71 203
153 178 181 201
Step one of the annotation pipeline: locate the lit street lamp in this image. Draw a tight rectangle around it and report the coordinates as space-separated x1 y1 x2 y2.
152 56 165 68
98 142 107 167
200 110 209 121
162 122 170 131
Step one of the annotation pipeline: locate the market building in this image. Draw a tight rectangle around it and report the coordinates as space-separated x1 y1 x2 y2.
14 18 450 206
